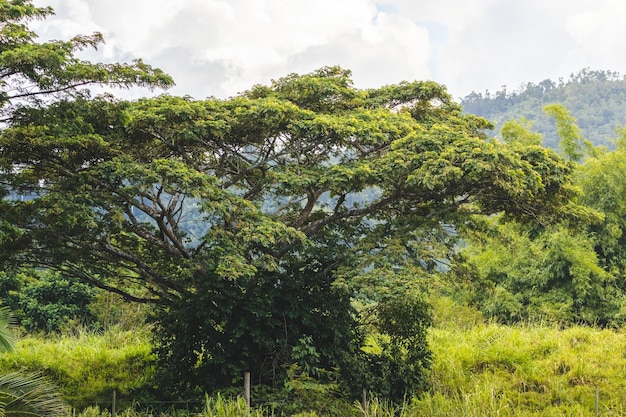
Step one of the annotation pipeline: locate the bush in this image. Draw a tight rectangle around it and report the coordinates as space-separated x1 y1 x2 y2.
0 269 98 333
151 267 366 402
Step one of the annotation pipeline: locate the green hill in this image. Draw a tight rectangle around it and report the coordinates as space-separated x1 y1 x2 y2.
461 68 626 149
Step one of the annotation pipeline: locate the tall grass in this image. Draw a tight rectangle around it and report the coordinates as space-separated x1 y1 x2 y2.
352 318 626 416
5 305 626 416
0 326 154 410
76 395 275 417
202 395 274 417
413 321 626 416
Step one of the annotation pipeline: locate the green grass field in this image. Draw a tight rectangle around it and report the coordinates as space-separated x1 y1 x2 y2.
3 311 626 416
415 323 626 416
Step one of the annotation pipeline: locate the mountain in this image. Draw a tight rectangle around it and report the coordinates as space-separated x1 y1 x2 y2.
460 69 626 149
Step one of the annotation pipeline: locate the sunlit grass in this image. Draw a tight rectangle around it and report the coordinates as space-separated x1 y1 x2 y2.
415 319 626 416
0 326 154 410
3 308 626 416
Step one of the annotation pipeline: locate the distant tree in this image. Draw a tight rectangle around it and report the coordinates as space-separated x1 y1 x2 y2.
544 103 595 161
461 68 626 149
500 117 542 146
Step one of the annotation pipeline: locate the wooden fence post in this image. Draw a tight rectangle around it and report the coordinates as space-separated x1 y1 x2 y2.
112 390 116 417
362 388 368 415
244 372 251 410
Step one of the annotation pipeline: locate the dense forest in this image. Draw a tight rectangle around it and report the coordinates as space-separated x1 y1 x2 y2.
3 1 626 416
461 68 626 149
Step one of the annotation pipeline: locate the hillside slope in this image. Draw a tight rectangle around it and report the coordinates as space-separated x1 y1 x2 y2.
461 69 626 149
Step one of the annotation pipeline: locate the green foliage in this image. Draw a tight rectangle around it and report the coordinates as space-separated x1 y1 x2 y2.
0 372 68 417
202 394 272 417
0 0 172 120
454 219 624 326
0 269 98 332
451 99 626 328
0 306 15 352
152 264 361 400
0 299 69 417
0 7 584 402
543 103 595 161
61 319 626 416
361 295 432 402
280 367 354 416
89 292 152 333
1 65 582 403
500 117 542 146
577 143 626 282
414 322 626 416
76 394 276 417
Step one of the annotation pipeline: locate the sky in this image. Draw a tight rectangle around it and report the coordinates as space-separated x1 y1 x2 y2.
31 0 626 102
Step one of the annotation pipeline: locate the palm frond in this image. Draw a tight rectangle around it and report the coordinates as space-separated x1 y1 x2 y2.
0 307 16 353
0 372 68 417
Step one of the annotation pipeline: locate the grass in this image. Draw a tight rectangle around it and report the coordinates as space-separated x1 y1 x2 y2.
5 305 626 415
357 320 626 416
412 302 626 417
0 326 154 410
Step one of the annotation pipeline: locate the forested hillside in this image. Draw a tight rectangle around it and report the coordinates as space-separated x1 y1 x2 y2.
461 69 626 148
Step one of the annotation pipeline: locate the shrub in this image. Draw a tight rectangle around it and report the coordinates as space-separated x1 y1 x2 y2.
0 269 98 333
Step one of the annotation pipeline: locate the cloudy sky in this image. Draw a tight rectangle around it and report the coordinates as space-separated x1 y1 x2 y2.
31 0 626 101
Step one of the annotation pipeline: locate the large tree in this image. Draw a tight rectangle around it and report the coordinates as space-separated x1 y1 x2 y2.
0 0 172 409
0 62 582 401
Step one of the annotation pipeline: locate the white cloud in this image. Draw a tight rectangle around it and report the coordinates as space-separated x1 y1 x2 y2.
32 0 98 38
30 0 626 100
33 0 433 98
566 1 626 70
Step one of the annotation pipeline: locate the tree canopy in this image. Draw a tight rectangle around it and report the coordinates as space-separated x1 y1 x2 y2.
0 68 581 303
0 62 584 399
0 0 596 404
